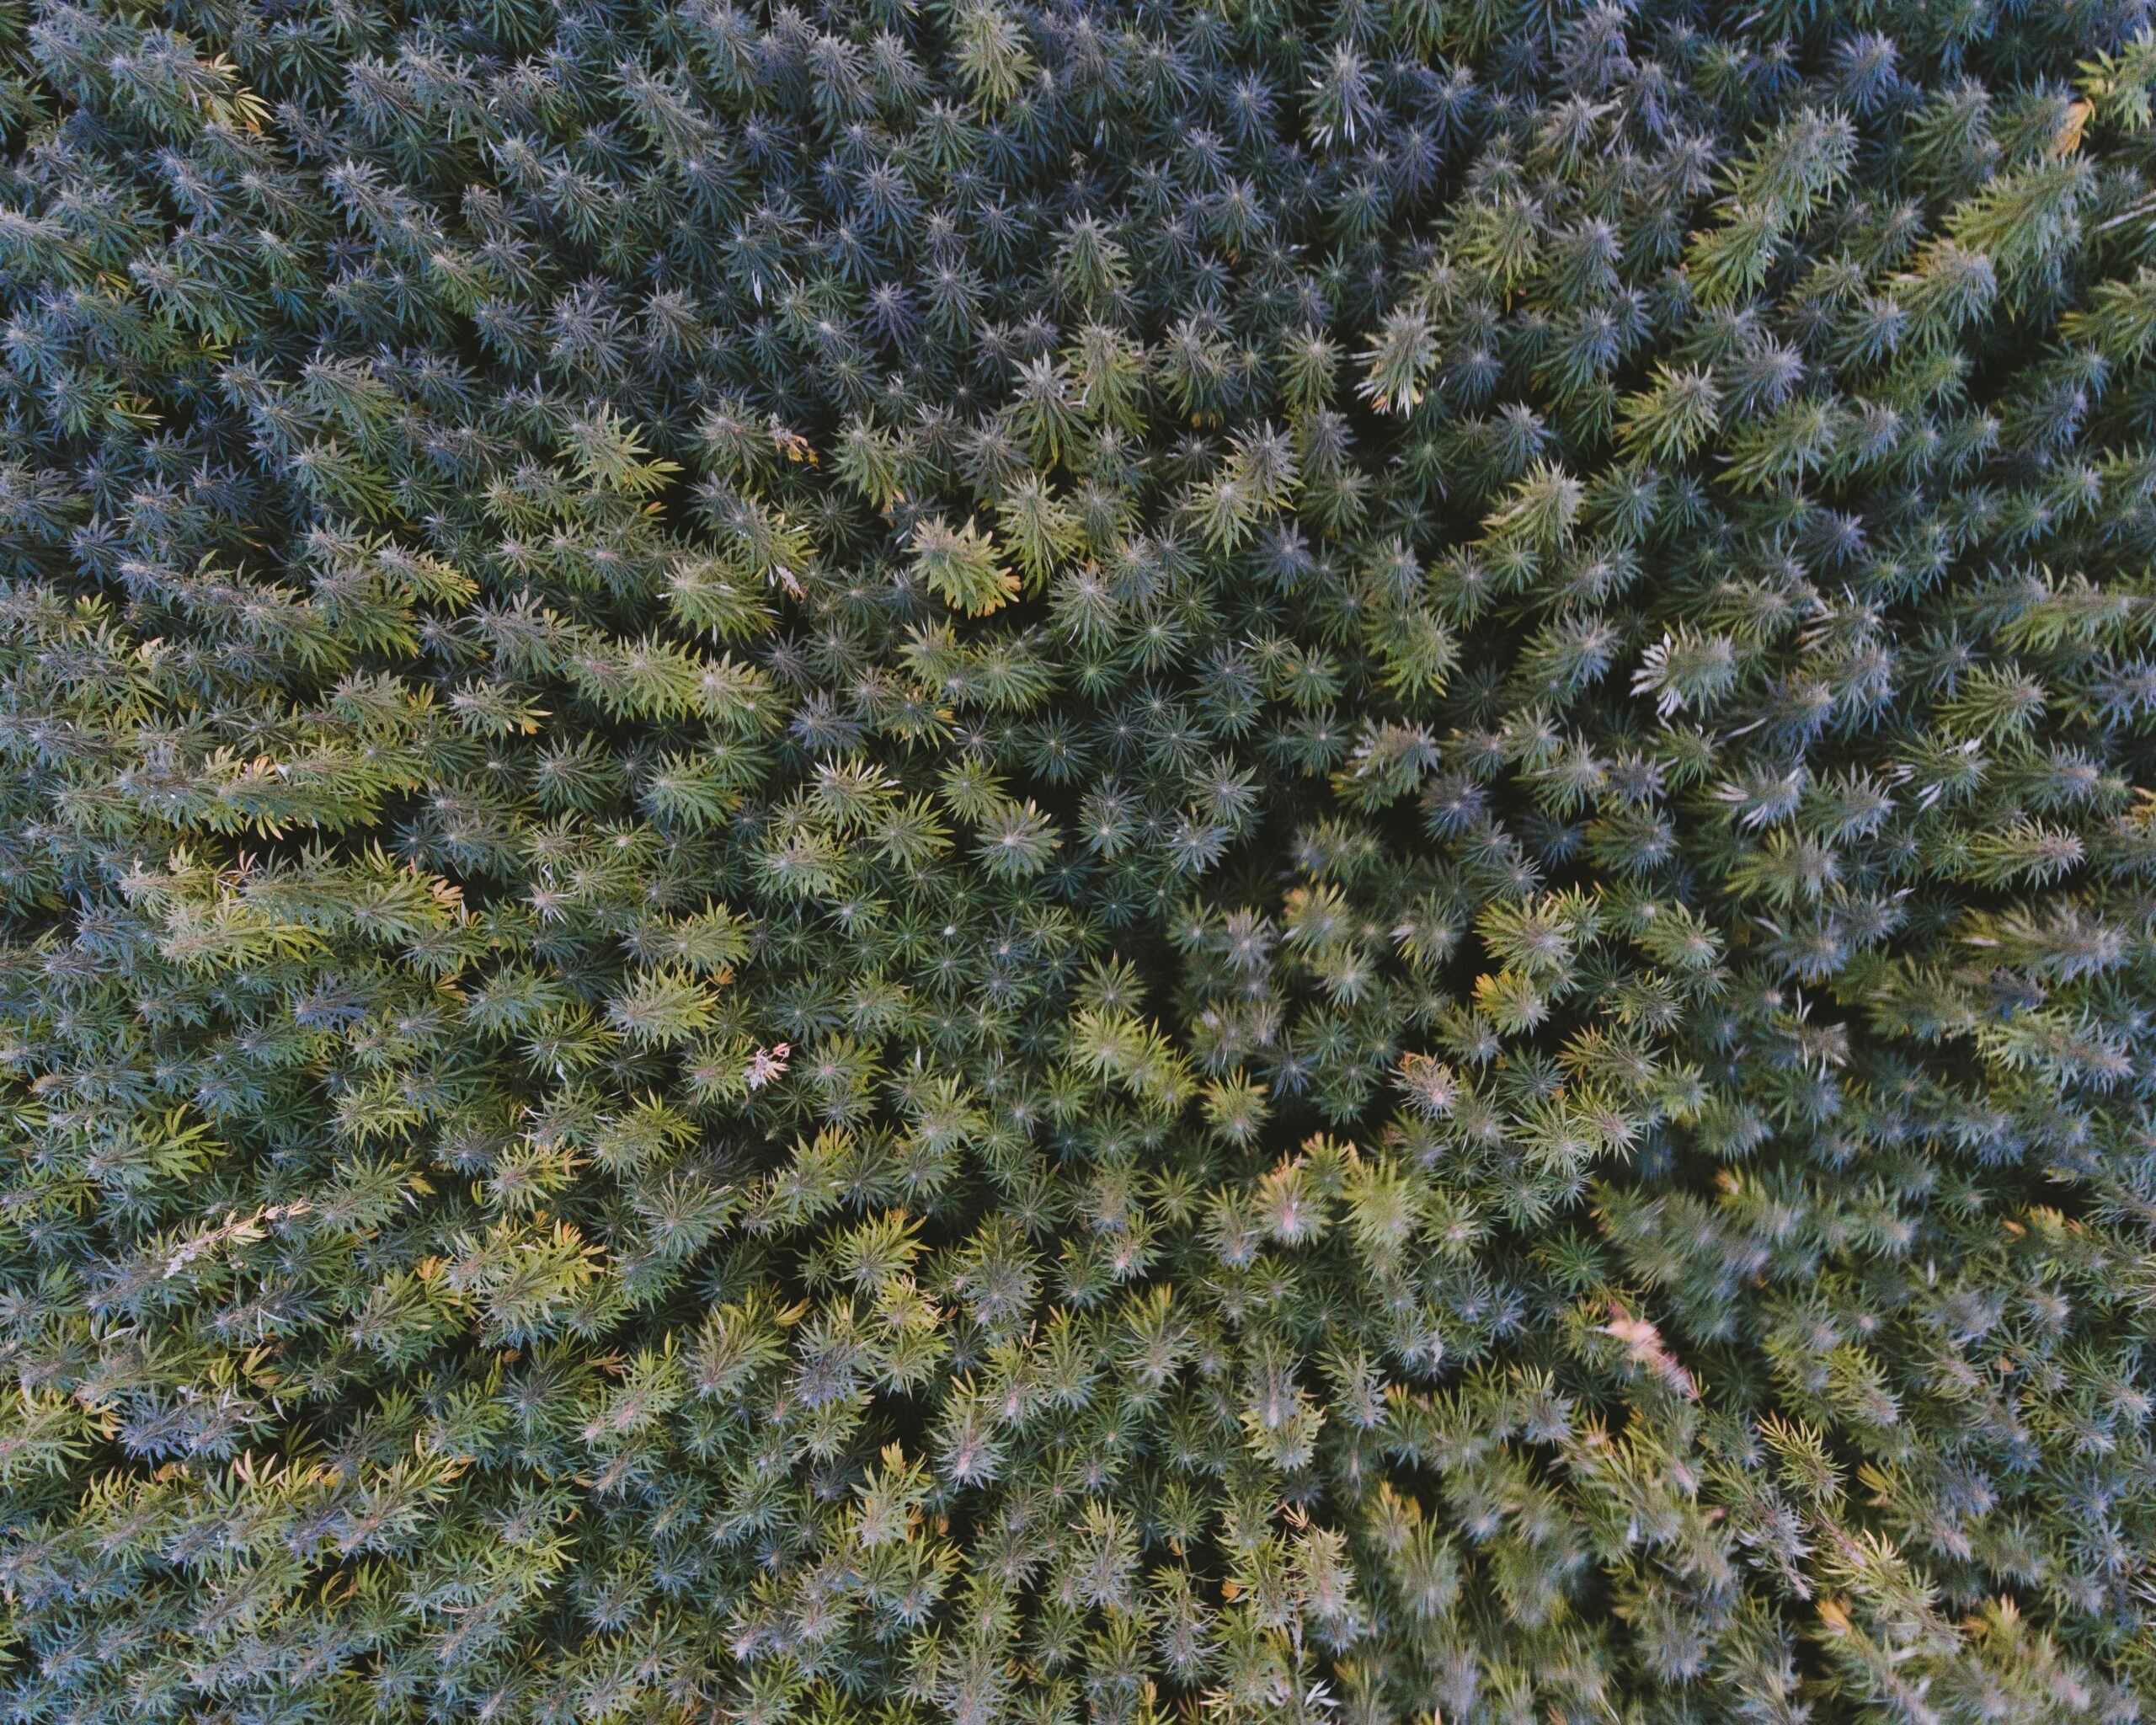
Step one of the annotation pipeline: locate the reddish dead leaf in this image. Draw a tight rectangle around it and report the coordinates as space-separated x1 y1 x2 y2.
1599 1298 1699 1400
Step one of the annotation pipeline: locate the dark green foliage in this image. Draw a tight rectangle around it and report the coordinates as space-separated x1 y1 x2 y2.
1 0 2155 1720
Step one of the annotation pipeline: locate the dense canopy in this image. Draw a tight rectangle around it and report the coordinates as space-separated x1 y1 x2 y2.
2 0 2156 1721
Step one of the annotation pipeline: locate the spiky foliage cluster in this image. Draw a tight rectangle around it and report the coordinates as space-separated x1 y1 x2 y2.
3 0 2156 1720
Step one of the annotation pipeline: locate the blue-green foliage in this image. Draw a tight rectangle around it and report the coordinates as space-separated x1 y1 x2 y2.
0 0 2154 1720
